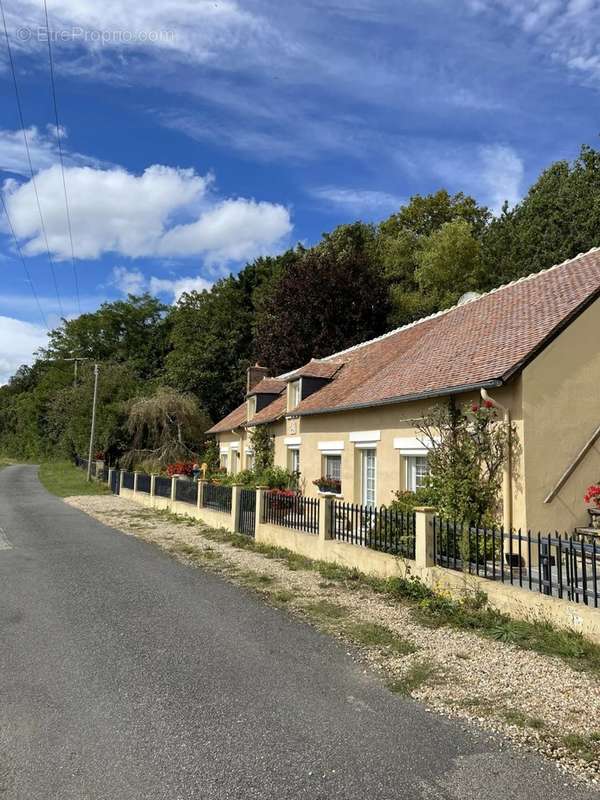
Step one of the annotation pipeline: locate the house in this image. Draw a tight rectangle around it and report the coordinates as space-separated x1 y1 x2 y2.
207 248 600 533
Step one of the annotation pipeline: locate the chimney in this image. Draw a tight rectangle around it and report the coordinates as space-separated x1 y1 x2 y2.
247 363 270 393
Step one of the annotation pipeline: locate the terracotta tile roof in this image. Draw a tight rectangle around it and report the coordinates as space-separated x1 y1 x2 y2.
285 360 345 381
206 403 247 434
208 248 600 431
293 248 600 415
246 377 287 396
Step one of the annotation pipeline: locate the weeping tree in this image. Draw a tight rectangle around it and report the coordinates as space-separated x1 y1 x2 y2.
124 387 210 470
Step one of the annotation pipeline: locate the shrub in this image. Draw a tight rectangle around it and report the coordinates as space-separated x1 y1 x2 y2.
390 488 435 512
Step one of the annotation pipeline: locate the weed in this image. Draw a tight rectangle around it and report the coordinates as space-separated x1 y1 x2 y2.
344 621 417 655
271 590 296 604
301 600 350 622
502 709 545 730
238 570 275 587
388 660 438 696
562 732 600 762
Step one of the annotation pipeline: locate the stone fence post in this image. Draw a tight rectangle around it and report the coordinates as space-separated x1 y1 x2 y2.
170 476 178 504
231 484 243 532
150 474 156 499
255 486 269 535
197 479 206 510
414 507 436 569
318 494 335 541
119 469 125 491
107 467 114 490
133 471 140 493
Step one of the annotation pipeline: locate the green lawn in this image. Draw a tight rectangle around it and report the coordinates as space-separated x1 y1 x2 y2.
38 461 111 497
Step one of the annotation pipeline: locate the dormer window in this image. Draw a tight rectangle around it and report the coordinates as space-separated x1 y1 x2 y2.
289 380 301 409
247 395 257 418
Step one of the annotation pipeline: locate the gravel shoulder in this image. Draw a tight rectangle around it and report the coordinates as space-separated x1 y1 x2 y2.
65 493 600 786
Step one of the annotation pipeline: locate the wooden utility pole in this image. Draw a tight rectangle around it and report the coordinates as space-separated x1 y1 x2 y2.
86 363 99 482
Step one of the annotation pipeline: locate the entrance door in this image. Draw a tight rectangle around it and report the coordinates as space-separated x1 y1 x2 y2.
361 449 376 507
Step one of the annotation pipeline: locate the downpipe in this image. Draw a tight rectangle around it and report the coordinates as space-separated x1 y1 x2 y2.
480 388 512 533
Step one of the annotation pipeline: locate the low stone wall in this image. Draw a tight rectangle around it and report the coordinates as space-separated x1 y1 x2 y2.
426 566 600 644
119 484 233 531
255 521 410 580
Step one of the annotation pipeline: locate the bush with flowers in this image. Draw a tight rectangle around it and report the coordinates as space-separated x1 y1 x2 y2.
584 483 600 508
166 461 195 477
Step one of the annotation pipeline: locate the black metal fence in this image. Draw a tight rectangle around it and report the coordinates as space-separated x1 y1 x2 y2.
122 471 135 490
154 475 172 498
203 482 232 514
433 517 600 607
263 491 319 534
331 501 416 558
110 468 120 494
175 478 198 505
137 473 151 493
238 488 256 536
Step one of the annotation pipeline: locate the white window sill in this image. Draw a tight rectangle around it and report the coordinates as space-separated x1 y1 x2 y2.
317 490 343 498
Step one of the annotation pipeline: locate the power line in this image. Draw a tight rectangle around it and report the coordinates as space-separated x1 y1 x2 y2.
42 0 81 315
0 191 48 329
0 0 64 319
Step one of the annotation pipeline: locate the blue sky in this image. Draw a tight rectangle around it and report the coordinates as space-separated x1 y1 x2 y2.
1 0 600 381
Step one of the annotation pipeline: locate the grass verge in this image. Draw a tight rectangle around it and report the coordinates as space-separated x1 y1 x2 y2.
38 461 110 498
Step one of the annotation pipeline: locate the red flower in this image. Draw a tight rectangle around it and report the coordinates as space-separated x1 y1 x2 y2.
483 399 494 409
584 483 600 506
471 404 480 412
166 461 195 477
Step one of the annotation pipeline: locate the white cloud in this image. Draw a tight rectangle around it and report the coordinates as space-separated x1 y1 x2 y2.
149 275 213 301
6 0 268 65
397 140 524 214
0 315 48 384
3 163 292 265
111 266 212 302
111 266 146 295
310 187 404 216
479 144 524 213
467 0 600 84
0 126 104 176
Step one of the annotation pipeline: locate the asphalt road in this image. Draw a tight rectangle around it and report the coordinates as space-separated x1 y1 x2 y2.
0 464 596 800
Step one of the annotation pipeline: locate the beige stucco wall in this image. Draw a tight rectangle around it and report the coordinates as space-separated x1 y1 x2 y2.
282 387 524 521
522 296 600 533
215 385 525 526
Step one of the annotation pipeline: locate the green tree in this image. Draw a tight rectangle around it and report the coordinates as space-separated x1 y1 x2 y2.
377 190 490 326
45 362 141 463
255 222 390 373
480 143 600 286
45 294 170 379
125 386 210 469
415 219 482 307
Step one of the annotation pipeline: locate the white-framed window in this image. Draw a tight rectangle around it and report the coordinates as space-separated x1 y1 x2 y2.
246 451 254 471
324 454 341 481
288 447 300 474
361 448 377 507
406 455 429 492
247 396 257 417
219 453 228 471
289 380 301 409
